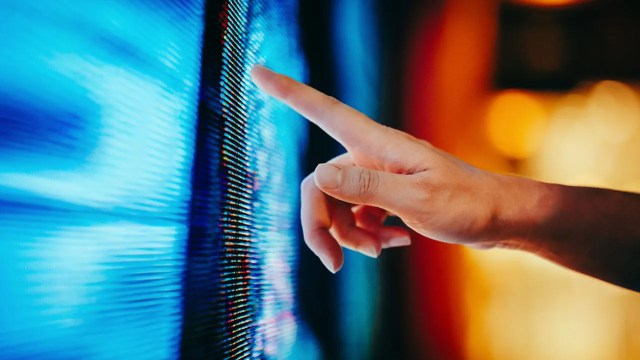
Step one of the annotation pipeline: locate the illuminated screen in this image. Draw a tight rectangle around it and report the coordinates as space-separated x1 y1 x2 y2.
0 0 309 358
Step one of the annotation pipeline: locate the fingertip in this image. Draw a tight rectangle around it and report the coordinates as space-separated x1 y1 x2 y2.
318 256 335 273
332 250 345 273
250 64 272 88
379 227 412 249
319 252 343 274
250 63 267 75
331 257 344 274
334 260 343 273
306 229 344 274
314 163 342 190
386 236 412 248
358 242 381 258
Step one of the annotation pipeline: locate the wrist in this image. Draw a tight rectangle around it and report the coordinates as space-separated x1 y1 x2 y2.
485 172 559 251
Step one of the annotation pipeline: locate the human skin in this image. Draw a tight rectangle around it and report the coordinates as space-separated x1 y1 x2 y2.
251 64 640 292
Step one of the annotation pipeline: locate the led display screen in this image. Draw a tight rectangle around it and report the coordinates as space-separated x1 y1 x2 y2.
0 0 309 358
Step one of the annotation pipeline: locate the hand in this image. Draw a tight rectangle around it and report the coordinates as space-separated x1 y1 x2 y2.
251 65 504 273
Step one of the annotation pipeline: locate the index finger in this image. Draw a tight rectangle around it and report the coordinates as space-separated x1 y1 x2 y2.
251 65 388 151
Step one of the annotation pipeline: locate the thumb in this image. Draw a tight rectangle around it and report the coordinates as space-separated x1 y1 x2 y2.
314 163 412 212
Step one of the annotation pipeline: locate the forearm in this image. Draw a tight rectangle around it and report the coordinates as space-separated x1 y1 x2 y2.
491 174 640 291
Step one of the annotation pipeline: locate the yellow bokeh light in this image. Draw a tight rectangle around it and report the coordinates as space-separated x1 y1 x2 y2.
470 81 640 360
528 81 640 186
586 81 640 144
485 90 547 159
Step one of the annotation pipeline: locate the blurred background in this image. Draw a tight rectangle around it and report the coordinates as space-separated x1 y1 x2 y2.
299 0 640 359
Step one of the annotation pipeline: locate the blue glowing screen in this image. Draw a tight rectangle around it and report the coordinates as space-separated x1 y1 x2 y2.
0 0 308 358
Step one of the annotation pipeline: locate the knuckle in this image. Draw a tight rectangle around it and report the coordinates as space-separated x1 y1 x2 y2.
354 169 379 201
387 126 416 142
325 96 341 108
414 174 435 202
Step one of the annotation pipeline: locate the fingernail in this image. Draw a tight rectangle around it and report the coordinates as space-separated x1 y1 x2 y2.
360 244 380 258
388 236 411 247
319 256 337 274
315 164 341 189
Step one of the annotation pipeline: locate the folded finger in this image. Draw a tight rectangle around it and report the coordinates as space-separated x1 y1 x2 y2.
329 200 381 258
353 205 411 249
300 173 343 273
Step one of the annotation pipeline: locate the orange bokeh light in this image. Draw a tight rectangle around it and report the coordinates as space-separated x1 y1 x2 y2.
484 90 547 159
